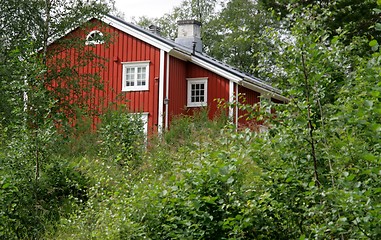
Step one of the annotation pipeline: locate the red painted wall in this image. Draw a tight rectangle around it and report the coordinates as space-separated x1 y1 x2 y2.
185 63 230 119
167 58 231 126
49 19 162 133
167 56 188 124
237 85 260 128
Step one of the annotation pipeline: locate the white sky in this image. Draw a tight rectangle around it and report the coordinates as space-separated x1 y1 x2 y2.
114 0 182 20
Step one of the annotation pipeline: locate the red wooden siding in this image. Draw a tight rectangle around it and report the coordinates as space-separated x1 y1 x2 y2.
237 85 260 127
187 63 229 119
184 62 230 119
166 59 262 128
48 19 162 133
167 56 187 124
167 59 231 127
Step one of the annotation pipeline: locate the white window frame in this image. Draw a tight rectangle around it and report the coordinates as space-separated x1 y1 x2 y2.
122 61 150 92
187 77 208 107
85 30 104 45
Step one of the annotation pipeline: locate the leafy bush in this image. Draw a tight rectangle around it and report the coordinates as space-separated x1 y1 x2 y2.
98 108 145 168
164 107 229 147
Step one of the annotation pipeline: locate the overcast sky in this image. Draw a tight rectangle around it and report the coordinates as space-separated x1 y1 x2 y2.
114 0 182 20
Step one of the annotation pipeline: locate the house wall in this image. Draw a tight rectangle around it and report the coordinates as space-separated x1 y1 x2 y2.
166 59 231 126
49 19 162 133
185 63 230 119
167 56 188 125
237 85 261 128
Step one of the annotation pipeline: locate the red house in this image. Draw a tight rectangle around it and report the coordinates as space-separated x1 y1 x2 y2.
49 15 287 135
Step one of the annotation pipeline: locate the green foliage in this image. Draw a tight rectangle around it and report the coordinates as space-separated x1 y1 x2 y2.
259 0 379 56
0 0 113 238
98 107 145 168
121 130 262 239
134 0 219 41
0 126 89 239
164 108 228 146
203 0 273 76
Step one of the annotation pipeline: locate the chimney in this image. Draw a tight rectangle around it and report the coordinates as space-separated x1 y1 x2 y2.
175 20 202 53
148 24 161 35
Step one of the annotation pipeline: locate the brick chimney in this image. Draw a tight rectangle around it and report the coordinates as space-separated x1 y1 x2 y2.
175 20 202 53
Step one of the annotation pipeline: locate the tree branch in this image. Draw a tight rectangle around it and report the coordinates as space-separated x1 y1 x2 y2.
301 52 321 188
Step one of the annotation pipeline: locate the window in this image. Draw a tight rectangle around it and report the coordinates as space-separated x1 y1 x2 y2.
85 30 104 45
187 78 208 107
122 61 150 91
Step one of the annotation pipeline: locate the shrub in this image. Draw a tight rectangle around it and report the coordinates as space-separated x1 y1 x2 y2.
98 108 145 168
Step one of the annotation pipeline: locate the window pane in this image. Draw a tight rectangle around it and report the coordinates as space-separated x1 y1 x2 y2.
125 67 135 86
137 67 147 86
190 82 206 103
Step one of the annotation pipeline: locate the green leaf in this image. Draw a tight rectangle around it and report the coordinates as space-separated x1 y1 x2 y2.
369 39 378 47
375 23 381 31
286 177 293 183
346 174 355 181
364 100 374 108
226 176 234 184
363 153 376 162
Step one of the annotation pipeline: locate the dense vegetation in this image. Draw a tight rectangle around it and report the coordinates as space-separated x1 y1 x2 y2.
1 0 381 239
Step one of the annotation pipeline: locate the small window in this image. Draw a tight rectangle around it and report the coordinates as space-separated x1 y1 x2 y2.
85 30 104 45
122 61 150 91
187 78 208 107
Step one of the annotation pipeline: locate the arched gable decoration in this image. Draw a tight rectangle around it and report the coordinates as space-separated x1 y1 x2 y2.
85 30 104 45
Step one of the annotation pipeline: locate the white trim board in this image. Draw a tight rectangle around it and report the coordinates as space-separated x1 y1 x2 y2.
102 16 173 52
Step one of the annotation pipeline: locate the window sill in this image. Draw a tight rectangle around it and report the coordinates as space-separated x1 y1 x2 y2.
122 88 149 92
187 103 207 108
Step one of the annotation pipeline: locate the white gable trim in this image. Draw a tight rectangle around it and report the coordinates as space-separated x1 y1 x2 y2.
102 16 173 52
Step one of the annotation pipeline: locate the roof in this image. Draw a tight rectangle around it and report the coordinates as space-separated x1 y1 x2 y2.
101 15 287 101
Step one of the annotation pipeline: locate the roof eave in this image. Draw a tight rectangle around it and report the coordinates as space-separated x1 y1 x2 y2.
102 15 173 52
169 48 192 61
241 79 289 102
190 55 242 82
